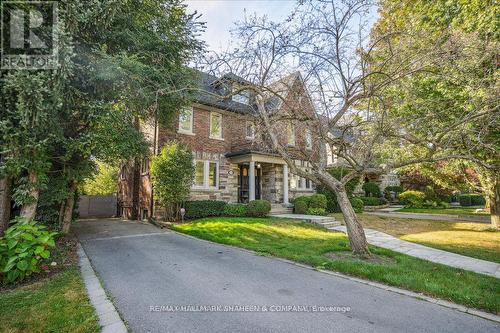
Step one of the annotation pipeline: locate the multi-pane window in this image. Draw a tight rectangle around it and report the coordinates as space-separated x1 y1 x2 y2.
208 162 217 187
297 176 312 190
193 160 218 189
287 124 295 146
178 107 193 133
194 161 205 186
210 112 223 139
305 129 313 150
246 121 255 139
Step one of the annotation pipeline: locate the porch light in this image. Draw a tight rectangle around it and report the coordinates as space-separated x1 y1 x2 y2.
256 163 261 168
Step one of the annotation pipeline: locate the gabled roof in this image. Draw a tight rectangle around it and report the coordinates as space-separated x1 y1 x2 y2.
191 71 256 115
190 70 308 116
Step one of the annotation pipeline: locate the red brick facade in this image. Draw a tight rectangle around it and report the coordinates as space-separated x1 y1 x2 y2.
118 73 319 220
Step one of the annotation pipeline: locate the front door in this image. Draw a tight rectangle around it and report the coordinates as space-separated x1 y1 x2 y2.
238 165 261 203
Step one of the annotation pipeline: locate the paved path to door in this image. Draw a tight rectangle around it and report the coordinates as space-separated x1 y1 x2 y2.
74 219 499 333
330 226 500 278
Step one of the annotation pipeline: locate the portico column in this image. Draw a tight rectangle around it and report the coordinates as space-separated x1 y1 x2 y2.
283 164 289 205
249 161 255 201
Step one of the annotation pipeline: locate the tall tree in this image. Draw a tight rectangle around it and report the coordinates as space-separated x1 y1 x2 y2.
200 0 428 256
0 0 204 234
372 0 499 227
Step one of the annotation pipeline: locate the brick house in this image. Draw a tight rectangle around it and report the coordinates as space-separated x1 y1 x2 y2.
118 71 319 220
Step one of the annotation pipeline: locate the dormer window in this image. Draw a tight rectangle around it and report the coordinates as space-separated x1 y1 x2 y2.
232 85 250 104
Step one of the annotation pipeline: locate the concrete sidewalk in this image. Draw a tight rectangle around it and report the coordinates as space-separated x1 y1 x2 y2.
366 211 490 223
330 226 500 278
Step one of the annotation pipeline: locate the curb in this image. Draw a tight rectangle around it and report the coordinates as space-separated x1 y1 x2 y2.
167 228 500 324
77 243 128 333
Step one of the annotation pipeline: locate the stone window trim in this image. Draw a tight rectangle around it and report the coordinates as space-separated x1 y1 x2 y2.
192 160 219 190
178 107 194 135
209 112 224 140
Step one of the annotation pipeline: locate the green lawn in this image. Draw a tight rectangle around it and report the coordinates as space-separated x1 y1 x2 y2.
171 217 500 314
0 267 100 333
345 213 500 263
395 207 489 215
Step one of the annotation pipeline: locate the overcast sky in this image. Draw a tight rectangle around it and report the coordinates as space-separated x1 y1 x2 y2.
185 0 297 51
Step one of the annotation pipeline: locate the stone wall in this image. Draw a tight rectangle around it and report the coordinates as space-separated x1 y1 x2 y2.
188 151 239 203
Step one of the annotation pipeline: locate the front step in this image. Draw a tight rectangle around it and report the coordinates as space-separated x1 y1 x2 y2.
309 218 341 228
269 204 293 215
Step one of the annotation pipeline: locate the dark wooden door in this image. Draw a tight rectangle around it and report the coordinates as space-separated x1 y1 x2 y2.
238 165 261 203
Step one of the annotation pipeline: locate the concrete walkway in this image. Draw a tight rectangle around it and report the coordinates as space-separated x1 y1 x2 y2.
330 225 500 278
366 209 490 223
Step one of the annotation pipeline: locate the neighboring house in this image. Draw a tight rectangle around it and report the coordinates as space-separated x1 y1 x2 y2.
118 71 319 220
325 139 400 195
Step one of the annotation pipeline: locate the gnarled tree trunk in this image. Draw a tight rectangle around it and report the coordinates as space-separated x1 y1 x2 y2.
488 175 499 230
20 171 39 220
334 185 370 256
0 176 12 236
61 181 77 234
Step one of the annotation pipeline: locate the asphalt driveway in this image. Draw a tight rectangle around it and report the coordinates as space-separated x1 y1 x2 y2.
74 219 499 333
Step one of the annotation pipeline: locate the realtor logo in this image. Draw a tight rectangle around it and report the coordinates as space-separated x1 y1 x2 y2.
1 1 59 70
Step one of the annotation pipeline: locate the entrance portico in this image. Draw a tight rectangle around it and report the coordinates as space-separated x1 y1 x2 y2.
226 151 289 205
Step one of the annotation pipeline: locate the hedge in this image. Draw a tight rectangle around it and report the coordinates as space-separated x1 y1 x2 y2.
293 194 327 214
223 203 248 217
247 200 271 217
384 185 404 194
185 200 226 219
362 182 381 197
350 198 364 213
398 190 426 208
459 194 486 207
294 200 309 214
308 194 328 209
315 167 360 213
306 207 327 216
358 196 387 206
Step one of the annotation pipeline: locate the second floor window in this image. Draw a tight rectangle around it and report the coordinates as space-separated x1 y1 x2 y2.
210 112 223 139
246 121 255 139
178 107 193 134
305 129 313 150
287 124 296 146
